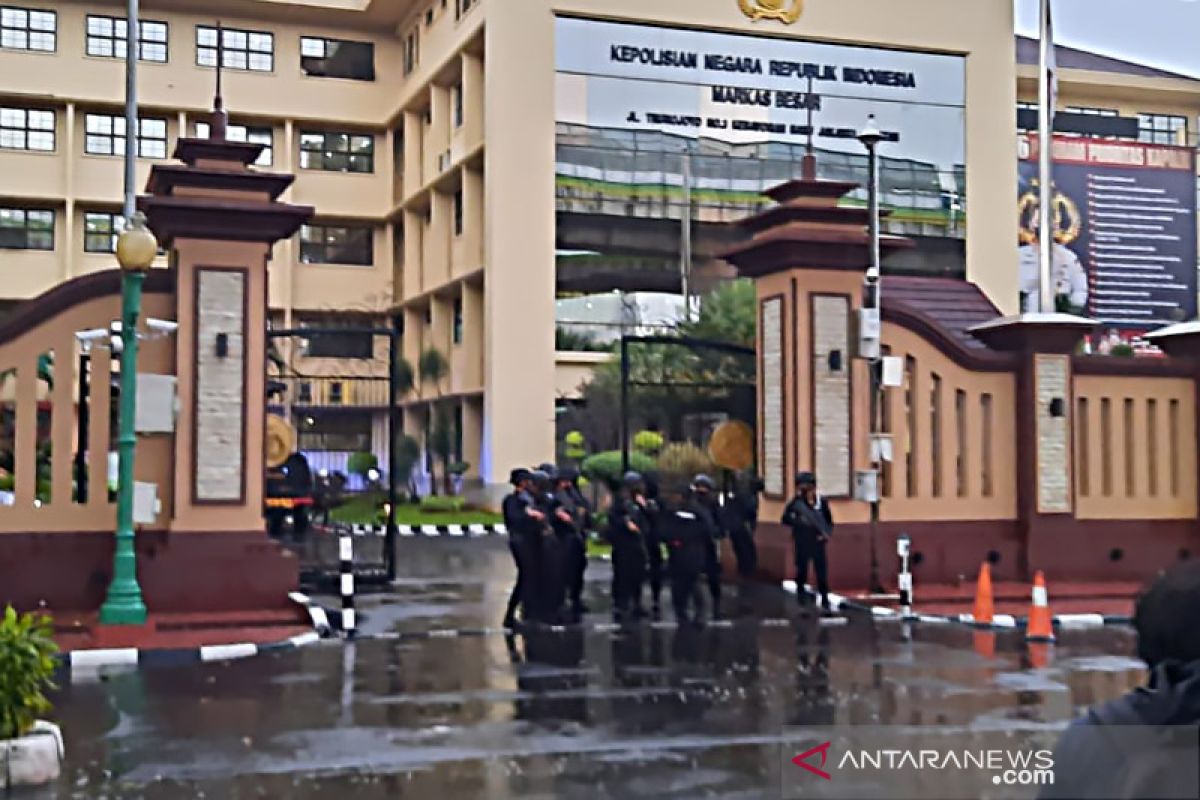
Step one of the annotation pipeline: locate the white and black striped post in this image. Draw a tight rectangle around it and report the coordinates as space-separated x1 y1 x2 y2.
896 534 913 619
339 530 356 638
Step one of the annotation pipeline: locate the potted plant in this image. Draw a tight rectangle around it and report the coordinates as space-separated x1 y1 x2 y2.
0 605 63 789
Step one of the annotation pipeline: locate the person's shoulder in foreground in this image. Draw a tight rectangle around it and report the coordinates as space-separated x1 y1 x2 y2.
1041 560 1200 800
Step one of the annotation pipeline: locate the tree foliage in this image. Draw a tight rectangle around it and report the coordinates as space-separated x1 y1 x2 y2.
0 605 58 739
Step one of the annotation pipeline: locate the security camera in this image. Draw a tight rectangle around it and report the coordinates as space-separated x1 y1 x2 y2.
74 328 109 345
145 318 179 336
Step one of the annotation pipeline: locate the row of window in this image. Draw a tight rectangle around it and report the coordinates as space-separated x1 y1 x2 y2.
2 207 378 265
1 8 377 80
1017 102 1191 146
0 106 374 172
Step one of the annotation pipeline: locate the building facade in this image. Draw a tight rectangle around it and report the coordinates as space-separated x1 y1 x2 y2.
4 0 1196 497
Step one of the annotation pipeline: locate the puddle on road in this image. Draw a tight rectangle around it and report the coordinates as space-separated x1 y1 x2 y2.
34 542 1147 799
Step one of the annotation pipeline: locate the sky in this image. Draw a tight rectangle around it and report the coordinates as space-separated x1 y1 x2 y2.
1014 0 1200 78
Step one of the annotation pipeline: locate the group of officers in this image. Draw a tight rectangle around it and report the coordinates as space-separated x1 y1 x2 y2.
501 464 835 628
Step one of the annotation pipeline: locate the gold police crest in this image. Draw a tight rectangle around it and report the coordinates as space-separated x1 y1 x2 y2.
739 0 804 24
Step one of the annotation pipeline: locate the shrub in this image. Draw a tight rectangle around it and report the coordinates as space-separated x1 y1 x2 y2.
0 605 58 739
632 430 664 455
656 442 715 490
580 450 655 488
346 451 378 479
1110 343 1135 358
564 430 587 461
419 495 465 513
447 461 471 476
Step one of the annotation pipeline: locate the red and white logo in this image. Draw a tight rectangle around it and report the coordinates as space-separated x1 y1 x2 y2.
793 741 833 780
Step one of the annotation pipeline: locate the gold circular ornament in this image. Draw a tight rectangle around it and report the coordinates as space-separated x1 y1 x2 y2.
266 414 295 468
739 0 804 23
1018 183 1082 245
708 420 754 471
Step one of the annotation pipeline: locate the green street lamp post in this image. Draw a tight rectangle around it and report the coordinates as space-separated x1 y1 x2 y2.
99 212 158 626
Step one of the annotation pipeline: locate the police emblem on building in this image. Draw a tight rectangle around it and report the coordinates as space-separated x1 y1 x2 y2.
739 0 804 23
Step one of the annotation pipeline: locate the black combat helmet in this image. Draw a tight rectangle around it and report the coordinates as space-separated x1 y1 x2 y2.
623 470 643 488
530 469 552 491
537 462 558 481
509 468 532 486
691 474 716 493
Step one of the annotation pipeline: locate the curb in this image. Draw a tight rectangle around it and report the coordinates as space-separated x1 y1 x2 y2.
356 614 848 643
57 593 331 679
781 582 1136 631
343 523 507 537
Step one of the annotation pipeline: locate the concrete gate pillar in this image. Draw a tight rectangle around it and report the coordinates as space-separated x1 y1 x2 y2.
138 127 313 611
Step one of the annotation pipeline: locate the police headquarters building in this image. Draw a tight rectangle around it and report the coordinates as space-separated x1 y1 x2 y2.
0 0 1023 496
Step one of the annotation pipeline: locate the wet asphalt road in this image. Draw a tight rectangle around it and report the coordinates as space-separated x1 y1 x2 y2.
33 538 1146 799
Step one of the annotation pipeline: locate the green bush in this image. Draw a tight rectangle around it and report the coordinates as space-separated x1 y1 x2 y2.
656 442 715 491
564 430 587 461
447 461 471 476
0 605 58 739
419 495 465 513
346 451 378 479
581 450 655 487
632 430 664 455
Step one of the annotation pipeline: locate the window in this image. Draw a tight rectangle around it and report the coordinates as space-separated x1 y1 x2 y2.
329 381 344 404
195 120 272 166
297 382 313 403
402 27 419 75
980 394 993 498
300 36 374 80
83 212 125 253
300 223 373 265
452 298 463 344
196 25 273 72
298 414 371 452
930 373 942 497
85 15 167 62
0 6 55 52
1138 113 1188 146
1123 398 1136 497
1169 399 1181 496
456 0 479 19
305 333 373 359
299 131 374 173
904 356 917 497
1100 398 1113 497
453 190 463 236
0 107 53 151
1147 399 1158 497
1076 397 1089 498
84 114 168 158
452 83 463 128
955 389 967 498
0 207 53 250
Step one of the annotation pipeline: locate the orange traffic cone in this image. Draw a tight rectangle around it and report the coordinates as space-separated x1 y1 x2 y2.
973 630 996 660
1027 641 1052 669
972 563 994 627
1026 571 1056 642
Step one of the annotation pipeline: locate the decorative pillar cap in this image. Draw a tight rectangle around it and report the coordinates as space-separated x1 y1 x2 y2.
968 312 1097 354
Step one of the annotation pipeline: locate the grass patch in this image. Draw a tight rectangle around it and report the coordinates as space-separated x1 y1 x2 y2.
330 493 502 526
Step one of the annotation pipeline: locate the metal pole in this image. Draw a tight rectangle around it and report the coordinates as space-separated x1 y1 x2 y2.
99 271 147 624
122 0 138 220
864 126 884 595
75 351 90 504
386 324 400 581
680 151 693 322
619 336 630 474
1037 1 1055 314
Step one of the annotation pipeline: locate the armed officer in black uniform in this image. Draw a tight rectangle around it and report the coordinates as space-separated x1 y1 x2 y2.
531 467 570 624
607 471 650 622
501 468 546 629
660 475 721 625
691 474 724 619
554 466 590 620
642 472 665 617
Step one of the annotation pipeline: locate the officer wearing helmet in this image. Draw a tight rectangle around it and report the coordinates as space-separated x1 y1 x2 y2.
555 466 590 620
530 467 570 623
690 473 724 619
659 474 720 624
607 470 650 622
501 467 546 628
782 471 834 612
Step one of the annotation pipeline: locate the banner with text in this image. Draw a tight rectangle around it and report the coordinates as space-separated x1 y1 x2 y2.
1018 134 1198 329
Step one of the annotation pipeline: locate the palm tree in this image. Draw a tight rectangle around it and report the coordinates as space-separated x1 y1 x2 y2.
417 347 449 494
